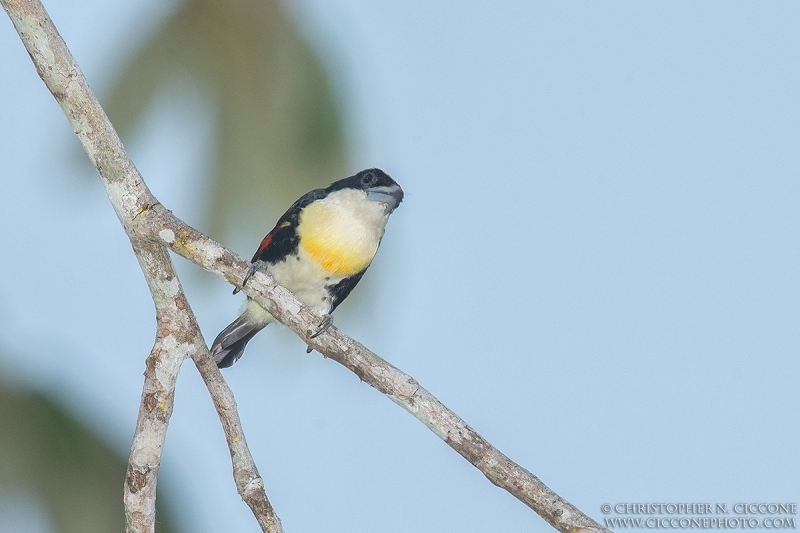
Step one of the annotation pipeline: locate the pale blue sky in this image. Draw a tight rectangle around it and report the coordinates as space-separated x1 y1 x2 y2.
1 2 798 532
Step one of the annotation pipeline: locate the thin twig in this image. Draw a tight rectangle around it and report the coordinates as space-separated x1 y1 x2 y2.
0 1 283 532
191 348 283 532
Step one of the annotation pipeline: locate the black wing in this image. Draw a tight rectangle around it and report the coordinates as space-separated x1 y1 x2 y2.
327 269 367 313
251 188 327 264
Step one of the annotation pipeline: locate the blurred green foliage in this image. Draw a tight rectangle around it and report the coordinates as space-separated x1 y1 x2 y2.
0 381 178 533
105 0 349 242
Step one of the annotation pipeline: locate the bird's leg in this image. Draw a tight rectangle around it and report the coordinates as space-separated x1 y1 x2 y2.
233 260 267 294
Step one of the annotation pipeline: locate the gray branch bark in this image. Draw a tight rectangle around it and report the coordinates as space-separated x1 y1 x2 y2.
1 1 610 532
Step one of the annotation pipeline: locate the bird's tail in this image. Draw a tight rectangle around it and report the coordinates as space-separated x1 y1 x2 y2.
210 300 273 368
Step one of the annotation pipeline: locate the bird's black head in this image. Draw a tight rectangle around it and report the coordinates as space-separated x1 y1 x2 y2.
328 168 404 214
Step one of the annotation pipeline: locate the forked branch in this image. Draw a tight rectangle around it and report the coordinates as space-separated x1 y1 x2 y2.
0 1 282 532
1 1 609 532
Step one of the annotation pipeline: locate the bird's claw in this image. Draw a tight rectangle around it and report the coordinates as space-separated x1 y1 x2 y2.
306 315 333 353
310 314 333 339
233 261 266 294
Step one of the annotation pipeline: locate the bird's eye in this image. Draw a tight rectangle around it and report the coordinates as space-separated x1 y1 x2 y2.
361 172 375 185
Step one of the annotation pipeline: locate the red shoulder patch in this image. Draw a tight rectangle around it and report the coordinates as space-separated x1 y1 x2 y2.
256 221 290 257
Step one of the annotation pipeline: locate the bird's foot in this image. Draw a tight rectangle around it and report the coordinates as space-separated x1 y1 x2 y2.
306 314 333 353
310 314 333 339
233 261 266 294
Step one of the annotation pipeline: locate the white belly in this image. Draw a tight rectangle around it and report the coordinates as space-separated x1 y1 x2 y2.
270 247 348 313
244 248 345 328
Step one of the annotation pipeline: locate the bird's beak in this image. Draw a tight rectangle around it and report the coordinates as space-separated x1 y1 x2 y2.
366 183 404 214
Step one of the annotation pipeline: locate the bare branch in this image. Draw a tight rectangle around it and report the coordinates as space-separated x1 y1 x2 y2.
191 343 283 532
124 240 194 532
128 239 282 533
0 1 282 532
151 207 611 533
1 0 609 532
127 239 283 533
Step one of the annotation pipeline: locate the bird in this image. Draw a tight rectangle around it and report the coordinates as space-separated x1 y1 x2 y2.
210 168 404 368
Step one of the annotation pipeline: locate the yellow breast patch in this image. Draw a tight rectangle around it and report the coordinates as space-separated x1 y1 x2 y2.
297 195 383 277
